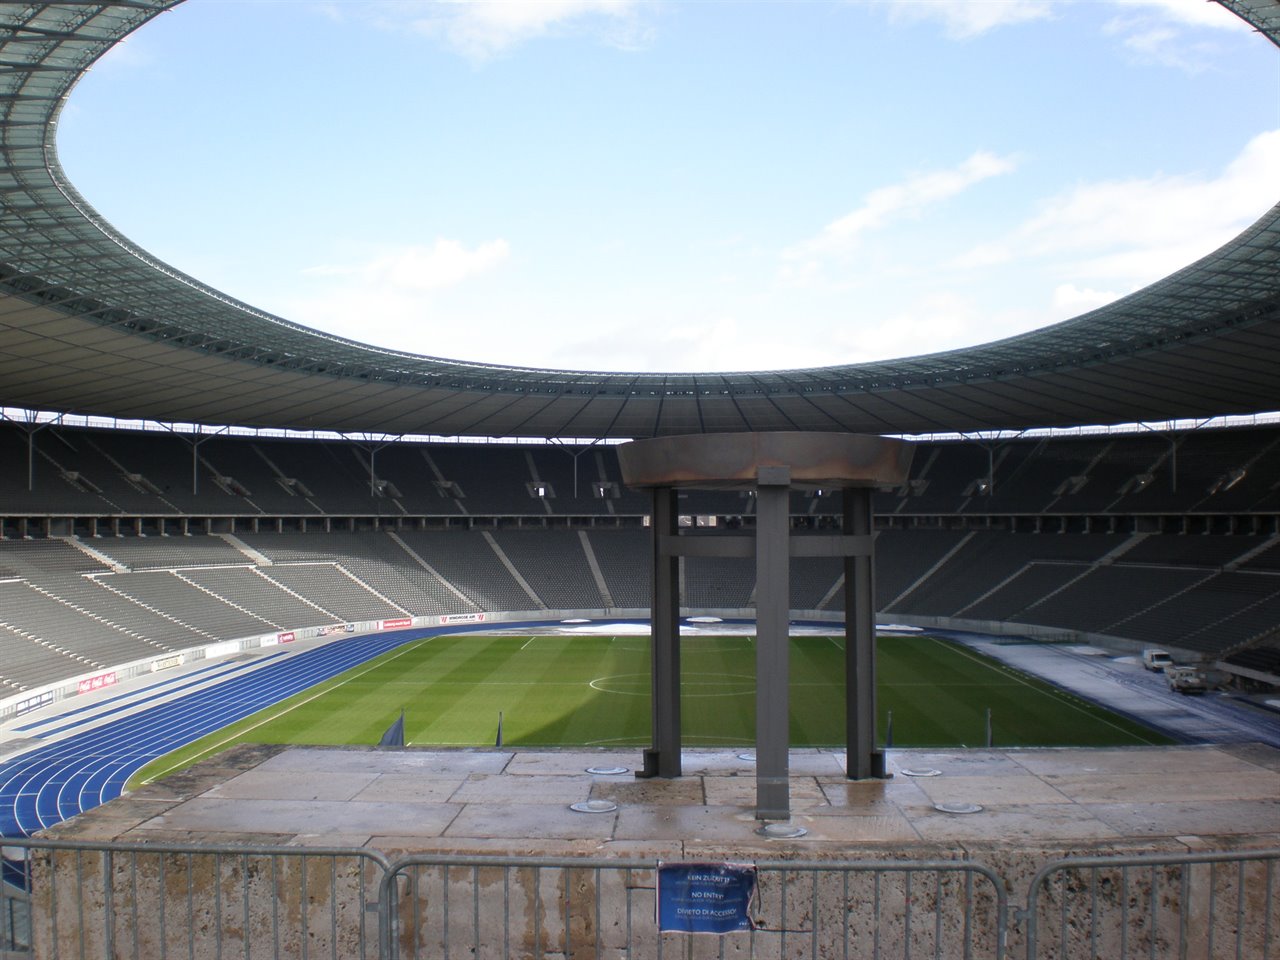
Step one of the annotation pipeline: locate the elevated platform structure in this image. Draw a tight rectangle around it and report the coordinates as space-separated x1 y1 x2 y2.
54 742 1280 854
23 742 1278 957
619 432 913 818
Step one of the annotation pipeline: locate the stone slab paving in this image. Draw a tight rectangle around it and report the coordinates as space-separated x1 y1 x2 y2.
44 742 1280 861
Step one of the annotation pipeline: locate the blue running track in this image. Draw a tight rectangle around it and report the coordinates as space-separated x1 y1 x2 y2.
0 622 546 839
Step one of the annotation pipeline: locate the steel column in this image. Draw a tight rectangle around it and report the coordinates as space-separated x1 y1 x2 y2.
844 487 883 779
755 466 792 818
640 485 682 779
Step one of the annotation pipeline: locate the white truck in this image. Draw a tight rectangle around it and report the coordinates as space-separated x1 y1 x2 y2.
1142 648 1174 672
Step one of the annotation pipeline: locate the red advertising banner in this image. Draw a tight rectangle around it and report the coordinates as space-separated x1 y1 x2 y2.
77 671 117 695
381 618 413 630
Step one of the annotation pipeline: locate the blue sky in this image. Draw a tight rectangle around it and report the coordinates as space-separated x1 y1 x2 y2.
56 0 1279 373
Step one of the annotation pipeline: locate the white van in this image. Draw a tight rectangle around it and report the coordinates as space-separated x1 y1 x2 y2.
1142 648 1174 671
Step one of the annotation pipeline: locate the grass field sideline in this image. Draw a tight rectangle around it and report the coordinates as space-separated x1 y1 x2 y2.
133 633 1172 787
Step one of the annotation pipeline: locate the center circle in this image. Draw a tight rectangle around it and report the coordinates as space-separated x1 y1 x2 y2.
589 672 756 698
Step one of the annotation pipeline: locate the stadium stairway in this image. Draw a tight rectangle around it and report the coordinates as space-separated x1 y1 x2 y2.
218 533 275 566
58 537 127 573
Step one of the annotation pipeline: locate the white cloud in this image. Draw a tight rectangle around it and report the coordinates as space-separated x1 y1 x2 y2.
545 315 759 372
1106 0 1251 32
781 151 1018 282
956 129 1280 304
951 241 1013 271
305 239 510 292
1114 24 1203 72
827 291 1048 363
331 0 646 60
1102 0 1251 72
312 3 345 24
878 0 1055 39
838 293 980 362
873 0 1246 46
425 0 643 59
542 305 1003 373
1052 283 1119 314
285 239 511 357
285 283 520 363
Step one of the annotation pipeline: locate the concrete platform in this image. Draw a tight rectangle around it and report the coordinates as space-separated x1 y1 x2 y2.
44 742 1280 861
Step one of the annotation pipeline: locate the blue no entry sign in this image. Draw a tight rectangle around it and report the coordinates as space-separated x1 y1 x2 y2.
656 861 757 934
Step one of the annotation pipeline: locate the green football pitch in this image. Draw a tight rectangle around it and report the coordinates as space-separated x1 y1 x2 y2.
137 632 1171 785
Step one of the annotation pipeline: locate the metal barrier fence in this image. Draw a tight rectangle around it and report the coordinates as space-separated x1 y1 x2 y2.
3 841 1278 959
1021 849 1279 960
1 839 390 960
2 848 31 958
377 856 1008 960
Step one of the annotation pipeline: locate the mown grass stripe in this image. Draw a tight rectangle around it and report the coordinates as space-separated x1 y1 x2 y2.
131 633 1172 787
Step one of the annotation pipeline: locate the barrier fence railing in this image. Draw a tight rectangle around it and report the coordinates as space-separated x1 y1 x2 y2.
1020 848 1279 960
2 841 1278 959
1 871 29 958
1 839 392 960
377 855 1008 960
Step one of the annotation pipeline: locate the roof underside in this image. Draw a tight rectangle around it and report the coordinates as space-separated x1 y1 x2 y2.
0 0 1278 439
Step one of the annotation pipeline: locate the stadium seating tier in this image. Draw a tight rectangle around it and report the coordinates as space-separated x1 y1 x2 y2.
2 424 1279 692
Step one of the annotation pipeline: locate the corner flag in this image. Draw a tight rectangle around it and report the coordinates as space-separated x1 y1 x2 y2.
379 709 405 747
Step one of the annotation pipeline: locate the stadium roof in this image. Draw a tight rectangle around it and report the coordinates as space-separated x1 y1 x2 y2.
0 0 1278 440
